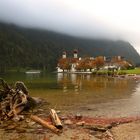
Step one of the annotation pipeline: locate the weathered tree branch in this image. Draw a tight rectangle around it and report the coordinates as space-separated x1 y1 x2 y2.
0 79 34 120
50 109 63 129
30 115 61 134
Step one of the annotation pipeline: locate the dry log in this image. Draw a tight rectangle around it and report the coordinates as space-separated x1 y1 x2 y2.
14 91 27 108
85 124 111 132
30 115 61 134
0 79 39 121
50 109 63 129
15 81 29 95
8 91 28 117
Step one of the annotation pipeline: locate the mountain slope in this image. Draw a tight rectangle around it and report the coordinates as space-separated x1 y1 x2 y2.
0 22 140 72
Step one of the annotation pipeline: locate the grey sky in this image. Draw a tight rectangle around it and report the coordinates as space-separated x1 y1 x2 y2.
0 0 140 53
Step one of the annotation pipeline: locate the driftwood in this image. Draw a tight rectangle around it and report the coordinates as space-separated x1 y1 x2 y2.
0 78 35 121
50 109 63 129
15 81 29 95
7 90 28 117
85 124 112 132
85 124 114 139
30 115 61 134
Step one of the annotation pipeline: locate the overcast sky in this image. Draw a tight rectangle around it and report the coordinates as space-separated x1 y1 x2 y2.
0 0 140 53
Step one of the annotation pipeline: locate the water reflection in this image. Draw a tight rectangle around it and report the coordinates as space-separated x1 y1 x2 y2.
55 73 140 117
57 73 135 99
57 73 83 93
26 73 41 80
1 72 140 117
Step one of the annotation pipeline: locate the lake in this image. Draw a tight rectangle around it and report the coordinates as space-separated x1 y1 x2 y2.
1 72 140 117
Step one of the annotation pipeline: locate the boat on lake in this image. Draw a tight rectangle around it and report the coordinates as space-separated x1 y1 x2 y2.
25 70 41 74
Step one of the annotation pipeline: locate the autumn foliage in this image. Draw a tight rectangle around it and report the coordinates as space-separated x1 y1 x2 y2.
58 55 132 71
76 57 104 71
94 56 105 70
76 58 93 71
58 58 71 71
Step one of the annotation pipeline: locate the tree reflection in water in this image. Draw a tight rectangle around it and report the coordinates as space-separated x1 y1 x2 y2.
57 73 137 100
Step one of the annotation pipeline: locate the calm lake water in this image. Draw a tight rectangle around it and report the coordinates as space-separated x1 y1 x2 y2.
1 72 140 117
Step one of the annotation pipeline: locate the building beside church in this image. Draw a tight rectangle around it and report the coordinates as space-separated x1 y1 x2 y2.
57 50 133 73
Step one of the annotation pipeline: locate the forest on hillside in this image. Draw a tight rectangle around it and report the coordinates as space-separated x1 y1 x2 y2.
0 22 140 73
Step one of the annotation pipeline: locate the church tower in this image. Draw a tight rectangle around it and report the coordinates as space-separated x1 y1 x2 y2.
62 51 66 58
73 49 78 58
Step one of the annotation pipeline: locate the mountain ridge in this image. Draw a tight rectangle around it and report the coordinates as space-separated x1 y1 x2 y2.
0 22 140 72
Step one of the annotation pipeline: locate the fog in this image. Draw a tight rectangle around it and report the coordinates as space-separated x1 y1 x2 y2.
0 0 140 53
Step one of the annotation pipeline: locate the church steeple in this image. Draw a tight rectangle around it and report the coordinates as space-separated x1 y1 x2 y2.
73 49 78 58
62 51 66 58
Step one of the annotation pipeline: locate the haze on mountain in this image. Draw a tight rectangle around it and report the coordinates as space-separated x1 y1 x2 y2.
0 0 140 53
0 22 140 73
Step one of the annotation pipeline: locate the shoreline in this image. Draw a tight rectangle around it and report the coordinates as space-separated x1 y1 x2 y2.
1 107 140 140
1 75 140 139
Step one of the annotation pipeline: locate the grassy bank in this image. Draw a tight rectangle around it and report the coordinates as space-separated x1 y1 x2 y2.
93 68 140 75
119 68 140 74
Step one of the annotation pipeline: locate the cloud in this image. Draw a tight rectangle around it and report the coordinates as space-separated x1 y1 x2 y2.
0 0 140 53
